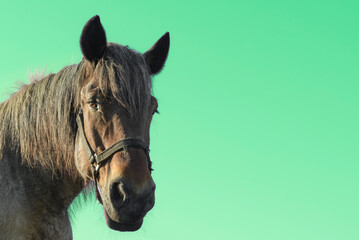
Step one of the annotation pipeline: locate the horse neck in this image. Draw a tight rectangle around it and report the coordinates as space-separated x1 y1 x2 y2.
4 69 86 201
0 150 83 239
0 67 85 238
0 64 84 175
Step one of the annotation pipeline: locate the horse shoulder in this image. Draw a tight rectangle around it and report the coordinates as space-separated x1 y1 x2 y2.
0 156 74 239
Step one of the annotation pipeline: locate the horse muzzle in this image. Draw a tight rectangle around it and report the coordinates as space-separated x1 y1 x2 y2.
102 177 156 231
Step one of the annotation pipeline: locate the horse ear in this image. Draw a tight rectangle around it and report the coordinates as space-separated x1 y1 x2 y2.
80 15 107 64
144 32 170 75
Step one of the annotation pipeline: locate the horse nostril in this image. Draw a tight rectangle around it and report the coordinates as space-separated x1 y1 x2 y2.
110 180 127 208
117 182 127 202
110 178 155 212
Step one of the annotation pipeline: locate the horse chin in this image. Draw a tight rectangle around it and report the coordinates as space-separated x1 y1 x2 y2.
103 207 143 232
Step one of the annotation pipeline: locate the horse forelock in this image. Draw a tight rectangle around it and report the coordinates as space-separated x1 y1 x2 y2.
0 44 151 178
89 43 152 117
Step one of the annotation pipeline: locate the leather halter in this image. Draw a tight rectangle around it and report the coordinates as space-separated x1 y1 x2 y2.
76 110 151 203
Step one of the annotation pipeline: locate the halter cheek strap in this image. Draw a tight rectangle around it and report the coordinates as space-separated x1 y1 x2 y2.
76 111 152 203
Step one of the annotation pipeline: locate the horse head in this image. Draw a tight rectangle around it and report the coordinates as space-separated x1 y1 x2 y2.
74 15 169 231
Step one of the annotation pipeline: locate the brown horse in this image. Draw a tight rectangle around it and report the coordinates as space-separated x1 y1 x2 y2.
0 15 169 239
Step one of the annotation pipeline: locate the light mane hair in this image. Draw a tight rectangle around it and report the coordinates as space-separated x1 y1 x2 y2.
0 43 151 177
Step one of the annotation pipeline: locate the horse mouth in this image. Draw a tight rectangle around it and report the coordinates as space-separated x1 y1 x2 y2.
103 207 143 231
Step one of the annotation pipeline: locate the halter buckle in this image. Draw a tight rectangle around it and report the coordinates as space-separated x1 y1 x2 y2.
92 163 100 180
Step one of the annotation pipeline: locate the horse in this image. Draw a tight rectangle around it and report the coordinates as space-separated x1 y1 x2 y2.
0 15 169 239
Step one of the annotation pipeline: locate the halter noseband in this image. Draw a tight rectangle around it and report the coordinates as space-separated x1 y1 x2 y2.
76 110 151 203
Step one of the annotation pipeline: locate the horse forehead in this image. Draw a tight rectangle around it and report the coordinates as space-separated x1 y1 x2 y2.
81 79 98 96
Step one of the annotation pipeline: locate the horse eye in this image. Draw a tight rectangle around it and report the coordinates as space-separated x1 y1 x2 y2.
89 102 99 111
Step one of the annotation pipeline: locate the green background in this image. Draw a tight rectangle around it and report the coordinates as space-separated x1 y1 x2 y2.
0 0 358 239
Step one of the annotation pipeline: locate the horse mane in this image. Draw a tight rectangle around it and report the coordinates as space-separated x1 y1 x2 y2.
0 43 151 177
